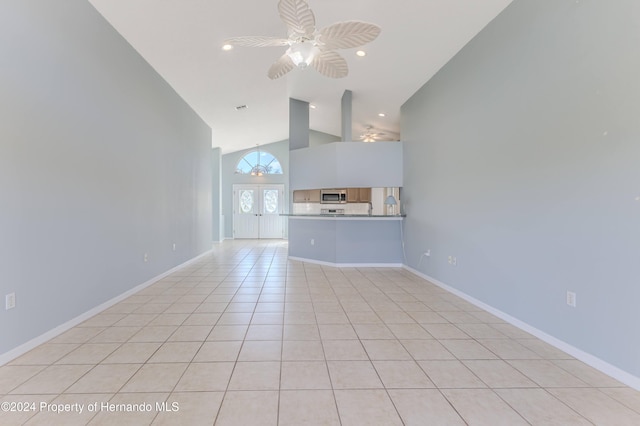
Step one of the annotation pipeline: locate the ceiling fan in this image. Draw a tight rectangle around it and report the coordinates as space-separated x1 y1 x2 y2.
360 125 386 142
224 0 381 79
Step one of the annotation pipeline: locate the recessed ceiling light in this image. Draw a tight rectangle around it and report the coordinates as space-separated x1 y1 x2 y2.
378 113 386 117
356 50 366 57
222 44 233 51
310 104 317 109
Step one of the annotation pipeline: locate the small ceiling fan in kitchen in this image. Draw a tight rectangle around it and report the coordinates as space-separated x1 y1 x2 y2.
360 125 386 142
223 0 381 79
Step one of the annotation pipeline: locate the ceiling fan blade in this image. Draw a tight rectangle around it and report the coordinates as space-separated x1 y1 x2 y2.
278 0 316 38
311 50 348 79
268 53 295 80
224 36 290 48
319 21 381 50
360 124 387 141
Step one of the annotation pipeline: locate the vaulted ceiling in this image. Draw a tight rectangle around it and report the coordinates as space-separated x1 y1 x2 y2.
88 0 512 153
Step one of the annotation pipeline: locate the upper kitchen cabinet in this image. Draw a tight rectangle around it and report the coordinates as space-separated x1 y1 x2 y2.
347 188 372 203
293 189 321 203
290 141 403 190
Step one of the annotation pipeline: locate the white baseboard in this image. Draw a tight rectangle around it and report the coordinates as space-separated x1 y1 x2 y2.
288 256 402 268
0 249 213 366
403 266 640 391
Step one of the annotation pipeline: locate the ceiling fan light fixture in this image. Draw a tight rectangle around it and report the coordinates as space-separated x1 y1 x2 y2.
225 0 380 79
360 124 386 142
286 42 320 69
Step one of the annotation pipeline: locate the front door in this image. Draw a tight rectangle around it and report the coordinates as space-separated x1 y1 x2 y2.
233 184 284 239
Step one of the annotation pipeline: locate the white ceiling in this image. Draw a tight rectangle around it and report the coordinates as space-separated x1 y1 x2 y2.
88 0 512 154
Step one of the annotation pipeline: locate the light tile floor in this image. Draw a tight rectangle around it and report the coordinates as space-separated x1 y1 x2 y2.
1 240 639 425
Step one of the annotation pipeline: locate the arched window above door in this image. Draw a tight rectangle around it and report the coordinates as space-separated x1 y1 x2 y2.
235 149 283 176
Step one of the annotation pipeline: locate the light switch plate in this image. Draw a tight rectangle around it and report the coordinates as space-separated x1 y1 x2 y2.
6 293 16 310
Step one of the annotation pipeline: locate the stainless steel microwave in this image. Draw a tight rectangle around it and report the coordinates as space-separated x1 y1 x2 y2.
320 189 347 204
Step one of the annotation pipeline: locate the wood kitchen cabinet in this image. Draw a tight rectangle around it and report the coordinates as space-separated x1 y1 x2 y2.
293 189 321 203
308 190 321 202
347 188 372 203
359 188 372 203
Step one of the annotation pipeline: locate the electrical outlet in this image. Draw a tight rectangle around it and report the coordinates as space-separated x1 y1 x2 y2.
451 256 457 267
144 253 149 262
566 291 576 307
6 292 16 310
172 243 176 251
310 239 315 246
448 256 452 264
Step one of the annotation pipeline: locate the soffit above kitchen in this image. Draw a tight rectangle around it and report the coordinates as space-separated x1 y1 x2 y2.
88 0 512 153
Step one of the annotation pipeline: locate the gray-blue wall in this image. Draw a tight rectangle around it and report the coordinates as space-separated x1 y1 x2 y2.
289 218 403 264
0 0 212 355
309 129 341 147
212 148 223 242
290 142 403 190
289 99 309 150
402 0 640 378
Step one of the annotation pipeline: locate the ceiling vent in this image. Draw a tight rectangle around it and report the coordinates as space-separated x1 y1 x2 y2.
235 104 248 111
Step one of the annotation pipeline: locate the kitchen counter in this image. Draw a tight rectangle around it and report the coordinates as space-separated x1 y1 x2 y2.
286 214 405 266
283 214 405 220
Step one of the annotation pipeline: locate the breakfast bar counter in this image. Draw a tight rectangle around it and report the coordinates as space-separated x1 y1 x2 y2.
284 214 405 266
283 214 404 220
